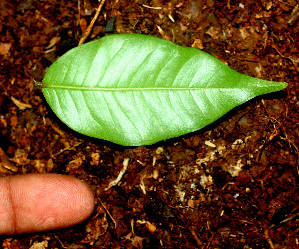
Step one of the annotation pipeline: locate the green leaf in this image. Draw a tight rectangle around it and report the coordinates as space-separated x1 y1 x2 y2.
41 34 287 146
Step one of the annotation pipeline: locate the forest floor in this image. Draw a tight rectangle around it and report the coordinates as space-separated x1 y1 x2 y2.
1 0 299 248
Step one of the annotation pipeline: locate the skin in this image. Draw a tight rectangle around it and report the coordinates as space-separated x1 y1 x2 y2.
0 173 95 235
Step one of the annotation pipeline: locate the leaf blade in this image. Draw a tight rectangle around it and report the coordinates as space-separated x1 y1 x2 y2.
42 34 287 146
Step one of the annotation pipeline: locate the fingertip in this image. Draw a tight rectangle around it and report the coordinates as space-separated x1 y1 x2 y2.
0 174 95 235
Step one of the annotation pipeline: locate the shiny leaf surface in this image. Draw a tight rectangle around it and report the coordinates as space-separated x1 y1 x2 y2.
41 34 287 146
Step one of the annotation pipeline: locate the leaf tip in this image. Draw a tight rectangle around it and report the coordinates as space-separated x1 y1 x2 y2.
275 81 288 92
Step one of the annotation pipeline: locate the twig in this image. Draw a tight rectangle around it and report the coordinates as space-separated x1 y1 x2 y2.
79 0 106 45
142 4 162 10
77 0 80 25
257 100 287 161
98 197 117 229
264 226 275 249
272 43 299 71
189 228 203 247
105 158 129 191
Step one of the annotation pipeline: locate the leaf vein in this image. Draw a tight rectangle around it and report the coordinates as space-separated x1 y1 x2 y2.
112 92 144 141
189 91 209 120
96 40 125 87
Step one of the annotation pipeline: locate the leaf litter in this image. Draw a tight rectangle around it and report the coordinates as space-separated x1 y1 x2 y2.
1 0 299 248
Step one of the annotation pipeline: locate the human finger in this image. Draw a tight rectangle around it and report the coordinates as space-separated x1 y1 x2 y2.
0 173 95 235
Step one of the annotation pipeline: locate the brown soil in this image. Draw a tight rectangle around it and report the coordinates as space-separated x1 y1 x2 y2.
1 0 299 248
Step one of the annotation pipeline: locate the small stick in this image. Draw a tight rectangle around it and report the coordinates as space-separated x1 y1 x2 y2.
79 0 106 45
105 158 129 191
98 197 117 229
142 4 162 10
264 226 275 249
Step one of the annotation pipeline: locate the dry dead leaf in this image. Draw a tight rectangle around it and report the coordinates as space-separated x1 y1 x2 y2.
11 96 32 110
45 36 61 49
0 147 18 172
29 240 48 249
0 42 12 56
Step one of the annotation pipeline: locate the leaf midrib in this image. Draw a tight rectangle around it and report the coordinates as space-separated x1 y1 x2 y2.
42 84 248 91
